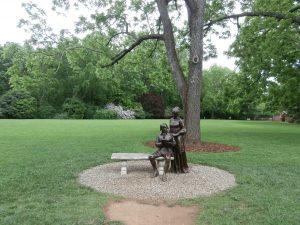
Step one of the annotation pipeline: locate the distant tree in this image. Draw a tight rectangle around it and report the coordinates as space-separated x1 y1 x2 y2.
0 46 12 96
3 43 62 108
141 92 165 118
225 71 263 119
201 65 233 118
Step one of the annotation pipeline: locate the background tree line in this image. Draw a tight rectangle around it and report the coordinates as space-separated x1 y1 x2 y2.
0 36 181 119
0 0 299 122
0 35 298 121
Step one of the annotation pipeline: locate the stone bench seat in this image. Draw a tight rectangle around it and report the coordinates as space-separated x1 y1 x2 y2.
111 153 174 175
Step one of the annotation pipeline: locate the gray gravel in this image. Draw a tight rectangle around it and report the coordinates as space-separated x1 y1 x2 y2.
78 161 236 200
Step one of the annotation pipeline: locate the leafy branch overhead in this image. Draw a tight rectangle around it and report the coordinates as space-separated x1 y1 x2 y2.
101 3 300 68
101 34 164 68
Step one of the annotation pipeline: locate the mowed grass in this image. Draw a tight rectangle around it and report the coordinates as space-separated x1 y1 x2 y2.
0 120 299 225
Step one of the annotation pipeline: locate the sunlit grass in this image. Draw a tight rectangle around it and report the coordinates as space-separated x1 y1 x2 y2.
0 119 299 225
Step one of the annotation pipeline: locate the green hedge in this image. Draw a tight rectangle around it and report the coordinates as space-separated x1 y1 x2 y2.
0 90 37 119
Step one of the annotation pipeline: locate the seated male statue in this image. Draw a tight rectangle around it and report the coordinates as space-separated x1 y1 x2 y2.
149 123 176 181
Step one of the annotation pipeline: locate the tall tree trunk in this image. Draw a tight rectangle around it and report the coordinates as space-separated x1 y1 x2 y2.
157 0 205 144
185 0 205 143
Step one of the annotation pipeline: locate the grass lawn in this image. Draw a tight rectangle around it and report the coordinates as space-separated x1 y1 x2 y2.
0 119 299 225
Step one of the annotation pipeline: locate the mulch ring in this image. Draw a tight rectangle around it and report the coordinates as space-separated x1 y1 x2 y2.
144 141 240 152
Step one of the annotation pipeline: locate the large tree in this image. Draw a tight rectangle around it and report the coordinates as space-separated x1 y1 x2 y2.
20 0 300 143
230 0 300 119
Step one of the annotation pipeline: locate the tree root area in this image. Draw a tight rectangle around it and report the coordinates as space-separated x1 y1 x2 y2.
145 141 240 152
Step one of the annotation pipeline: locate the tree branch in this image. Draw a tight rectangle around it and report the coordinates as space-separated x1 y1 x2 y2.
149 39 159 57
101 34 164 68
66 46 104 54
289 4 300 13
156 0 187 103
105 31 136 46
204 11 300 29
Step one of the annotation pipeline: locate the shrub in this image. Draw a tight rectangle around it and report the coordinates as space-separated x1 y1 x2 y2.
84 104 97 119
93 109 119 119
0 90 37 119
53 113 69 119
37 105 57 119
132 105 146 119
105 103 135 119
62 97 86 119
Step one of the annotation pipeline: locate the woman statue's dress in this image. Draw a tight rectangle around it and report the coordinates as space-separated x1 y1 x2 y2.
169 117 189 173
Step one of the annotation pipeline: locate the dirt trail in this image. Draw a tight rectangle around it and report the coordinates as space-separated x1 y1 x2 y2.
105 200 199 225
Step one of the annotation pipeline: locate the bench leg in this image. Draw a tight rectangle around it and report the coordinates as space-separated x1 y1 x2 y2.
121 161 127 175
157 160 164 176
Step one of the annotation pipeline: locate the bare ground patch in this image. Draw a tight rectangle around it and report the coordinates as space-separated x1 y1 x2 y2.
104 200 199 225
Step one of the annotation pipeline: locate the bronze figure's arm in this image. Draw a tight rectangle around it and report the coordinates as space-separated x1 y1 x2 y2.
155 136 162 148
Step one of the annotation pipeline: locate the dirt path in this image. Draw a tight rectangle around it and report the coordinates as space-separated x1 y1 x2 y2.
105 200 199 225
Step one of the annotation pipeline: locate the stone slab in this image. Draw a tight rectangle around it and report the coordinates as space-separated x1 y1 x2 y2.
111 153 150 160
111 153 173 175
111 153 173 161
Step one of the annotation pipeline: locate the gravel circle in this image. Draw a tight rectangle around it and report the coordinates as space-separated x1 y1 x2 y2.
78 161 236 200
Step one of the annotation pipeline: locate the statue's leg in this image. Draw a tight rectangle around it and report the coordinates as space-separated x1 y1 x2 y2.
162 157 171 182
179 136 189 173
149 155 159 178
182 153 189 173
171 137 180 173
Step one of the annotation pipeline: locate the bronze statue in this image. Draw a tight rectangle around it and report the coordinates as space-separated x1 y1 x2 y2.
149 123 176 181
169 107 189 173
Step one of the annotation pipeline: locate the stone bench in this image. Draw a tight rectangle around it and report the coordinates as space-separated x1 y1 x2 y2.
111 153 174 175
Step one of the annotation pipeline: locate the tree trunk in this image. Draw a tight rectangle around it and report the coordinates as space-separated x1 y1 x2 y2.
184 0 205 144
157 0 205 144
211 111 215 119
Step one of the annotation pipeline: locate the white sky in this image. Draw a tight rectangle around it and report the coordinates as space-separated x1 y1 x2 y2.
0 0 237 70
